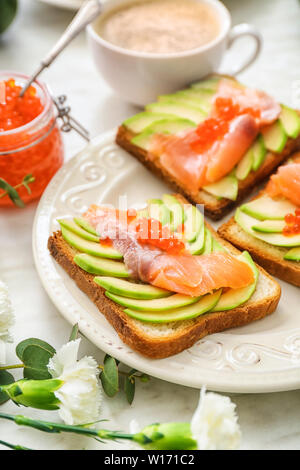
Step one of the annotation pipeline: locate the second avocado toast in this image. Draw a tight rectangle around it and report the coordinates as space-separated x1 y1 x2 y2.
48 194 280 358
116 74 300 220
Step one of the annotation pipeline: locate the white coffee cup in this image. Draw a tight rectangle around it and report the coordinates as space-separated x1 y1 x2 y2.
87 0 262 106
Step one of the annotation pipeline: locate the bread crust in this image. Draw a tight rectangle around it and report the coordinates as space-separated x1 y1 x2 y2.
218 217 300 287
48 202 281 358
116 125 300 220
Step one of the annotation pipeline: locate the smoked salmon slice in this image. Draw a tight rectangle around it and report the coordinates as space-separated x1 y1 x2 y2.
149 114 258 191
214 78 281 126
266 161 300 206
84 205 254 297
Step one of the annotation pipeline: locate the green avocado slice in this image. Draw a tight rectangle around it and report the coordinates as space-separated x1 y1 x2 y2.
252 135 267 171
124 290 222 323
61 227 122 259
58 219 100 242
212 252 258 312
236 147 253 181
147 199 171 226
74 254 129 277
203 174 238 201
280 105 300 139
240 195 296 220
261 120 287 153
252 220 285 233
235 209 300 247
123 112 177 133
184 205 204 243
146 101 206 124
105 292 200 312
131 118 196 151
202 227 213 255
74 217 99 236
95 277 171 300
284 247 300 261
162 194 185 232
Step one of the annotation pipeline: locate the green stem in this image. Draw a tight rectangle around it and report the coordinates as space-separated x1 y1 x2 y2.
0 412 135 443
0 364 24 371
0 439 31 451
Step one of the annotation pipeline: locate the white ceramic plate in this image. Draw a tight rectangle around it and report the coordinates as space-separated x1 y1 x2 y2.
33 129 300 393
36 0 83 10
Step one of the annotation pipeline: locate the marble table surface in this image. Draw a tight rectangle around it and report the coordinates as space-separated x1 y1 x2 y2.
0 0 300 450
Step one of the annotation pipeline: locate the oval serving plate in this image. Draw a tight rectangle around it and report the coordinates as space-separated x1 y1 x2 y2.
33 129 300 393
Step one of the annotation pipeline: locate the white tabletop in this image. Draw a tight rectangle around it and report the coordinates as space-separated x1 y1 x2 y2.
0 0 300 450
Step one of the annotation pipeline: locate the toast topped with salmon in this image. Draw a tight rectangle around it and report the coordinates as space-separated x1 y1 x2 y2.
116 75 300 220
48 194 281 358
219 153 300 287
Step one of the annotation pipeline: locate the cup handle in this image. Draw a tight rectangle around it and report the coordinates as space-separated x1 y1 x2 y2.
226 23 262 75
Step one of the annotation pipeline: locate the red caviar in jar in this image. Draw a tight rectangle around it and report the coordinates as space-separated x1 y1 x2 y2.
0 74 64 207
283 208 300 236
135 218 186 254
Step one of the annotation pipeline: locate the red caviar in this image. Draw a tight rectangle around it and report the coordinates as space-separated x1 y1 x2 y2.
135 218 186 254
283 208 300 236
0 75 64 207
190 97 260 153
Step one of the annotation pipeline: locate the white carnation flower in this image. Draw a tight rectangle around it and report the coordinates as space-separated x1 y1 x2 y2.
48 339 102 425
191 387 241 450
0 279 15 364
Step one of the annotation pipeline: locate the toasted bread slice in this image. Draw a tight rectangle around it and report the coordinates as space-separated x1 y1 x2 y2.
218 216 300 287
116 125 300 220
48 209 281 359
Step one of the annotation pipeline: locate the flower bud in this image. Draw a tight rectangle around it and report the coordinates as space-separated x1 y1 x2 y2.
134 422 197 450
1 379 62 410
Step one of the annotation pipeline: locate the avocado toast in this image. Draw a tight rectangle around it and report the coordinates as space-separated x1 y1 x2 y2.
219 154 300 287
48 194 280 358
116 75 300 220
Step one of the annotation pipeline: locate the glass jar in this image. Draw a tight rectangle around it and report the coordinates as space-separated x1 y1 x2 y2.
0 71 64 207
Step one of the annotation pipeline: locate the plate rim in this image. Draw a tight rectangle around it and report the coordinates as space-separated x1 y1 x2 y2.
33 128 300 394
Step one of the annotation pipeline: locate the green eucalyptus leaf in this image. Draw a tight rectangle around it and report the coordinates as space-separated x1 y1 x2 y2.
0 0 18 34
16 338 56 362
0 370 15 405
124 370 136 405
22 345 55 380
69 323 79 342
0 178 25 208
100 355 119 397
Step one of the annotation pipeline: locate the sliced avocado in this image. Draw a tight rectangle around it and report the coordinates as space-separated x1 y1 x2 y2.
146 101 205 124
58 219 100 242
284 247 300 261
95 277 171 300
280 105 300 139
147 199 171 225
184 205 203 242
74 217 99 236
123 112 177 133
158 94 209 115
240 195 296 220
236 147 253 181
252 135 267 171
191 76 221 92
175 89 213 113
203 174 238 201
212 237 226 253
252 220 285 233
212 252 258 312
235 209 300 247
74 254 129 277
162 194 184 231
105 292 200 312
262 120 287 153
186 219 205 254
136 207 149 219
124 290 222 323
61 227 122 259
131 118 196 151
202 227 213 255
